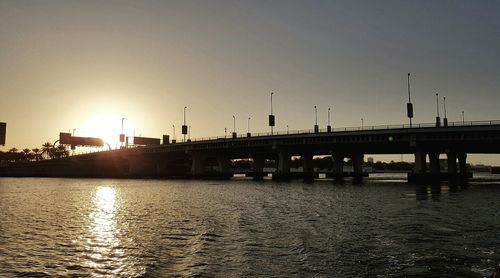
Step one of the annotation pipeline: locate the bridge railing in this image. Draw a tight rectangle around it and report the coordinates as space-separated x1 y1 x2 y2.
65 119 500 157
186 119 500 142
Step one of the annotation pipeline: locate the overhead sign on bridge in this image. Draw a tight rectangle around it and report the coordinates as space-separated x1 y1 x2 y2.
133 136 161 146
59 132 104 147
0 122 6 146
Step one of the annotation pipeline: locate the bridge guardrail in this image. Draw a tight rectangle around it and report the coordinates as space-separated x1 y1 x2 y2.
65 119 500 157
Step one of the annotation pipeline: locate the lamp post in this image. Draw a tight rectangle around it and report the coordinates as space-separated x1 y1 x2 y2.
443 96 448 127
247 117 251 137
462 110 465 124
188 125 191 141
120 117 125 147
435 93 441 127
287 124 289 134
327 107 332 132
232 115 237 139
182 106 188 142
269 92 275 135
361 118 364 129
314 105 319 133
407 73 414 127
172 125 176 143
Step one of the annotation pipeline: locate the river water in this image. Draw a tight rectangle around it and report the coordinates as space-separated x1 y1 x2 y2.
0 175 499 277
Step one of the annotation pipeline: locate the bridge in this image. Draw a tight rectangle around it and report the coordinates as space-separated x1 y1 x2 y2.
3 120 500 182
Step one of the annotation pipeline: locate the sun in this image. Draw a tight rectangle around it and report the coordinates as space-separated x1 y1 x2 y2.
79 113 130 149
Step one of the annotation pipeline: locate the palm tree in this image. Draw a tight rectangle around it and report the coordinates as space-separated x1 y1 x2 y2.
32 148 42 161
41 142 53 159
22 148 33 161
54 145 69 159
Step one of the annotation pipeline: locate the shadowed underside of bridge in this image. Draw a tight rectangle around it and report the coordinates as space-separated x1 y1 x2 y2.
2 124 500 181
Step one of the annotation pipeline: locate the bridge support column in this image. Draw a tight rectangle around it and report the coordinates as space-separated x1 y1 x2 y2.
274 151 291 180
428 152 440 175
251 155 266 180
413 151 427 174
447 153 458 175
332 153 344 181
216 154 232 178
301 153 315 181
351 154 364 183
190 152 207 177
458 153 468 174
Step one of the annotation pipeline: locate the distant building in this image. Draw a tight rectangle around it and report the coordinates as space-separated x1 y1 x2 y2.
367 157 374 163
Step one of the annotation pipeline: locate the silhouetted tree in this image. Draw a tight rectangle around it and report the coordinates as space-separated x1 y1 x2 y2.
41 142 53 159
32 148 42 161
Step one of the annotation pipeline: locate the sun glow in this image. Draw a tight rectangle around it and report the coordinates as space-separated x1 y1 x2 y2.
79 113 135 149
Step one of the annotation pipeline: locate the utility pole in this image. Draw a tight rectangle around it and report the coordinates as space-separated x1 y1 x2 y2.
269 92 275 135
327 107 332 132
407 73 414 128
443 96 448 127
314 105 319 133
435 93 441 127
182 106 187 142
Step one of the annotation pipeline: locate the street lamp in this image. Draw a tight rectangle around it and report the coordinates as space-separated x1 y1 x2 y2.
314 105 319 133
269 92 275 135
287 124 289 134
361 118 364 129
407 73 414 128
327 107 332 132
172 125 176 143
188 125 191 141
247 117 251 137
120 117 125 147
443 96 448 127
232 115 237 139
182 106 188 142
462 110 465 124
435 93 441 127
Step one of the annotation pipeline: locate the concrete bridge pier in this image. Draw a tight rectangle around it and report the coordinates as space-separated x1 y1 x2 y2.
216 153 232 179
428 152 441 176
301 153 315 181
351 153 364 183
413 151 427 174
190 152 207 177
251 155 266 180
332 153 344 182
273 151 291 180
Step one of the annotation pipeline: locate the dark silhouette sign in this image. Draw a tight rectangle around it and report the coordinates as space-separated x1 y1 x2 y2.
133 136 161 146
59 132 104 147
0 122 5 145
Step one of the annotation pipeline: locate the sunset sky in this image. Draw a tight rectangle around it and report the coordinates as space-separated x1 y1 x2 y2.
1 1 499 163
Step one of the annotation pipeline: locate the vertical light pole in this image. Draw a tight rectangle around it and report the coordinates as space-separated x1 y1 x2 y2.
462 110 465 124
269 92 275 135
314 105 319 133
172 125 176 143
286 124 289 134
182 106 188 142
361 118 364 129
247 117 251 137
224 127 227 139
327 107 332 132
435 93 441 127
120 117 125 147
188 125 191 141
443 96 448 127
407 73 414 128
232 115 237 139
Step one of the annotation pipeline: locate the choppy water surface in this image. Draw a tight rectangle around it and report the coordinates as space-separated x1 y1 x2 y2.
1 176 499 277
